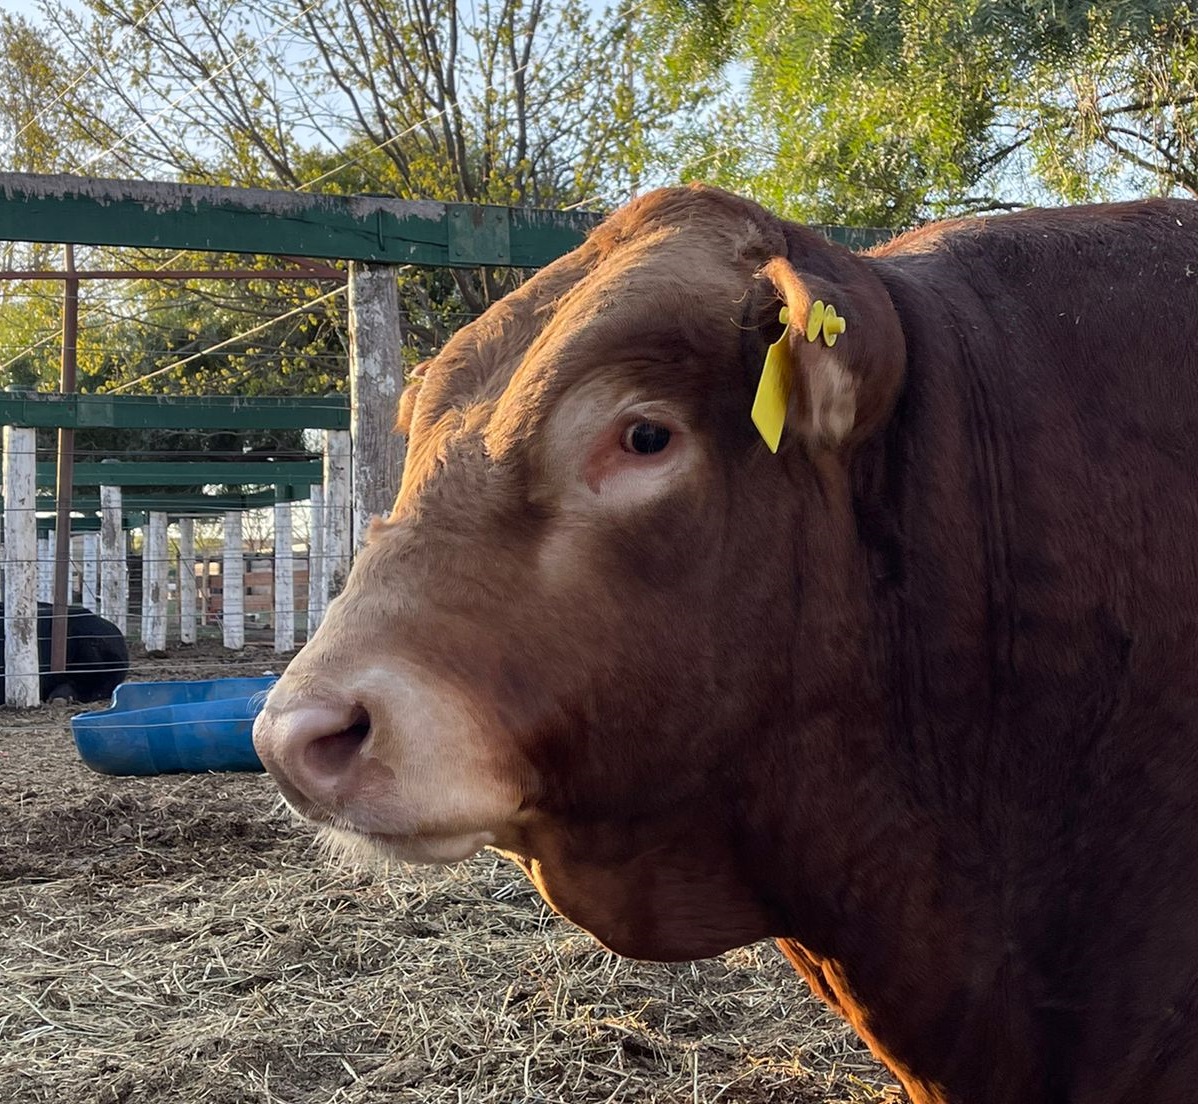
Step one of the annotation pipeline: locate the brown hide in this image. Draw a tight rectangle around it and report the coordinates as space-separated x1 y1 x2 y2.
254 187 1197 1104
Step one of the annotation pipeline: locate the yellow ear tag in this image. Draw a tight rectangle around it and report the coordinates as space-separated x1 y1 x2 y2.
750 306 792 453
805 300 825 343
821 304 846 346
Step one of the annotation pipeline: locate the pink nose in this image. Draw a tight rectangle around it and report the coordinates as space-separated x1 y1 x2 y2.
252 698 371 815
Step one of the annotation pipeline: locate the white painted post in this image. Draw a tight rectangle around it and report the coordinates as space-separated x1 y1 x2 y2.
81 532 99 610
273 500 295 653
306 483 325 638
36 531 54 602
200 555 211 625
3 426 40 706
348 262 407 549
177 518 196 646
99 483 125 632
222 510 244 650
70 534 84 602
323 430 352 602
141 511 168 653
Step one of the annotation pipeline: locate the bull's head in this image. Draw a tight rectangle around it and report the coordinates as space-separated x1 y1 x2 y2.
253 185 905 960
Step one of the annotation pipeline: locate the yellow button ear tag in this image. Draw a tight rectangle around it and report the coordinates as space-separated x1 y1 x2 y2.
821 304 846 346
751 307 792 453
805 300 825 343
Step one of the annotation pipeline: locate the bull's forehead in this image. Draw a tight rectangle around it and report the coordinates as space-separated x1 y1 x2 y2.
399 190 779 498
491 230 758 454
501 227 766 413
528 225 763 374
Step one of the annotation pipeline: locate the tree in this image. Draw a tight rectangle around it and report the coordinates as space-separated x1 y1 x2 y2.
0 0 697 401
41 0 692 312
0 12 73 174
655 0 1196 226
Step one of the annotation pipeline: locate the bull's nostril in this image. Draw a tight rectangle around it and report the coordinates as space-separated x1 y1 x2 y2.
304 707 371 779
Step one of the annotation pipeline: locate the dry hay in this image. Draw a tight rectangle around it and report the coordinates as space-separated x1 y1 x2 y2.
0 646 901 1104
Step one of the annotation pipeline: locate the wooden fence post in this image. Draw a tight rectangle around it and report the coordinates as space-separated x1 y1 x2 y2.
222 510 244 650
3 425 40 706
177 518 196 645
307 483 325 637
200 555 211 625
141 511 168 653
69 534 83 602
99 482 125 632
273 499 294 653
37 531 54 602
323 430 352 602
81 532 98 610
348 262 406 549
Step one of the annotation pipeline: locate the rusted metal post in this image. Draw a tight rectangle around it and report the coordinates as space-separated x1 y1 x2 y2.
50 243 78 677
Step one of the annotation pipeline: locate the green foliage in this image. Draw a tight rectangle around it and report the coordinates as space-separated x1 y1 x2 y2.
655 0 1197 225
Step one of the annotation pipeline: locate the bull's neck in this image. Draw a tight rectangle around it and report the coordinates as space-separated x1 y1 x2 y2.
738 421 1037 1102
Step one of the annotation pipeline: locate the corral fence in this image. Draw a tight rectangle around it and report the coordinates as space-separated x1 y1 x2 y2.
0 172 605 705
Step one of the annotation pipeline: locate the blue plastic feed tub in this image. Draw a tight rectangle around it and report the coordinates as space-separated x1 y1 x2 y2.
71 676 278 776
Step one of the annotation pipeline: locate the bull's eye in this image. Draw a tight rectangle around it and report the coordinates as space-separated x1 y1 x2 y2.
622 421 672 455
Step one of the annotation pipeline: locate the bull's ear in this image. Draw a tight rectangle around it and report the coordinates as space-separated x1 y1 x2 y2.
750 256 903 453
394 360 430 436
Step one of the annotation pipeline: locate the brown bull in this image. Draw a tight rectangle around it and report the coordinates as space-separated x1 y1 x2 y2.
254 186 1197 1104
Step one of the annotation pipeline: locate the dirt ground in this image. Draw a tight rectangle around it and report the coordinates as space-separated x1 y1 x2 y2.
0 644 900 1104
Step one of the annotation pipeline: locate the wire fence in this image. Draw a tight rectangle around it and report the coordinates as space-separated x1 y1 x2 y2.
1 499 347 684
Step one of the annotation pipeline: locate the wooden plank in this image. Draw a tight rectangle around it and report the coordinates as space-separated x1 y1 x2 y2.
0 393 349 431
0 172 600 266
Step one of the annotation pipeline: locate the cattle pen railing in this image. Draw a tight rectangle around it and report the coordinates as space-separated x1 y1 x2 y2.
0 393 351 682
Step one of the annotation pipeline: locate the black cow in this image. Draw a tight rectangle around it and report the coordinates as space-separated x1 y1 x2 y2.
0 602 129 703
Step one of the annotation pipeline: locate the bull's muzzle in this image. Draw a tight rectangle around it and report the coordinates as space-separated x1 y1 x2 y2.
252 694 370 821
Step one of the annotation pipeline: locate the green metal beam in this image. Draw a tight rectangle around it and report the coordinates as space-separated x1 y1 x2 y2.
0 392 350 430
0 173 600 267
29 488 301 513
35 460 322 487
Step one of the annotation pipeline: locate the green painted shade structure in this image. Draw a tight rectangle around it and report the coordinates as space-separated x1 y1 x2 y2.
0 173 601 267
0 393 350 431
0 173 891 268
1 396 333 520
